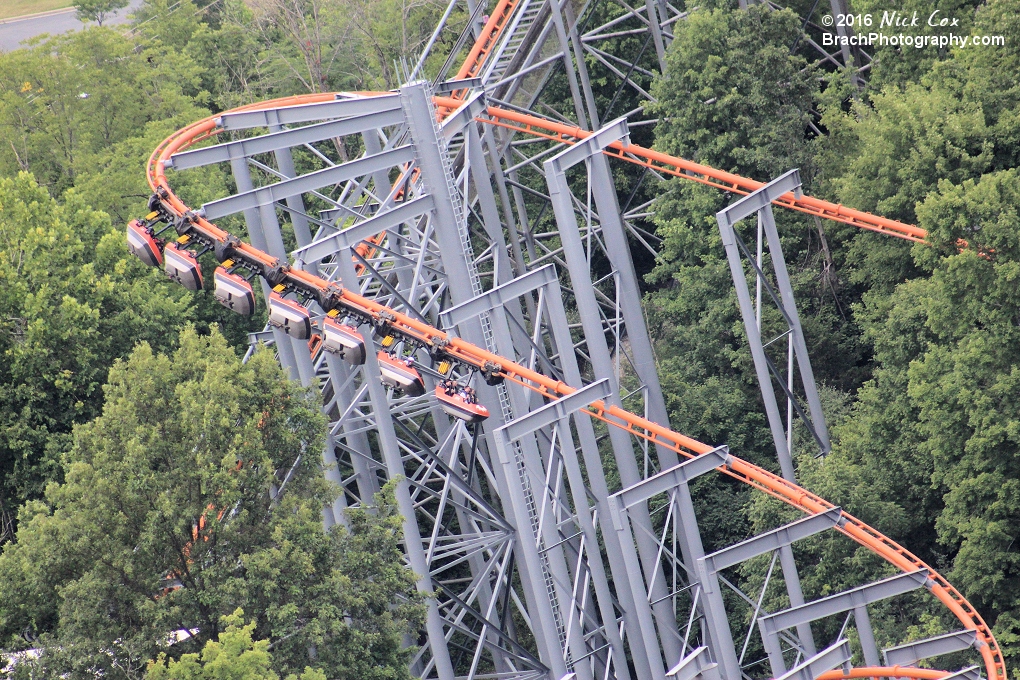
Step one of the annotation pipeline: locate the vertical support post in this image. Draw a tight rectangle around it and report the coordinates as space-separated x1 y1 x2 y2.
644 0 669 71
716 169 830 666
778 543 817 659
588 152 675 460
265 117 312 248
228 156 310 386
758 203 831 456
402 80 562 677
715 168 831 480
545 125 697 668
854 605 881 667
335 245 457 680
548 0 592 129
607 494 671 680
541 283 656 680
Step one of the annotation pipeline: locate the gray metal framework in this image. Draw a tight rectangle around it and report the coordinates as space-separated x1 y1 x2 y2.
884 630 980 668
160 2 986 679
716 169 832 481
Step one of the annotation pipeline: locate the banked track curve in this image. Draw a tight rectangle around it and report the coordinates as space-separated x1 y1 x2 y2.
143 91 1002 680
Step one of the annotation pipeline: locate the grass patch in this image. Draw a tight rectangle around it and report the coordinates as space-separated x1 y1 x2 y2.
0 0 76 21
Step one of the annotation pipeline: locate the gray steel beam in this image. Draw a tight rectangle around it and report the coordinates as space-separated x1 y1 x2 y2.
775 639 851 680
548 0 592 129
758 570 930 676
715 169 803 226
440 91 489 142
228 157 313 387
270 131 313 249
169 109 405 170
333 245 456 680
293 195 435 262
466 123 521 293
501 380 611 442
548 116 630 168
362 327 458 680
217 94 401 130
401 80 562 678
666 647 720 680
883 629 979 667
699 508 842 574
614 447 730 509
759 199 831 456
537 277 656 680
587 144 676 470
712 171 831 665
856 603 882 667
942 667 982 680
605 493 669 680
230 154 341 549
435 77 483 94
716 168 831 476
494 379 629 680
644 0 668 71
202 146 414 220
545 122 690 673
489 425 582 680
558 0 602 129
607 446 738 680
320 353 381 510
440 264 557 328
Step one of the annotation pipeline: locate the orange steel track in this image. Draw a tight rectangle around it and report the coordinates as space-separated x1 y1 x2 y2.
140 7 1005 678
142 9 988 673
145 90 1001 680
817 670 974 680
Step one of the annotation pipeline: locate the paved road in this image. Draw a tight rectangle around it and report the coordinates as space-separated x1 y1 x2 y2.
0 0 145 52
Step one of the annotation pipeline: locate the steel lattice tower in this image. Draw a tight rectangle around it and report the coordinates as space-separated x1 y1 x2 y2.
139 2 1000 680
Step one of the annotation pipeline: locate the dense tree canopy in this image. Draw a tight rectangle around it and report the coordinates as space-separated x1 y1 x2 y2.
0 329 424 678
643 0 1020 667
0 173 195 541
146 609 326 680
2 0 1020 674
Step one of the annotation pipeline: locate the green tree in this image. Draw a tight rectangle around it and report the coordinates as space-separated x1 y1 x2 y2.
0 328 425 678
0 172 195 542
75 0 130 25
945 0 1020 170
146 609 325 680
0 27 209 197
847 0 981 90
818 82 993 227
644 3 860 478
648 4 819 180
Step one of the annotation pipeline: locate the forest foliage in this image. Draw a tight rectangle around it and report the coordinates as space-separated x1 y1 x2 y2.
646 0 1020 667
1 0 1020 675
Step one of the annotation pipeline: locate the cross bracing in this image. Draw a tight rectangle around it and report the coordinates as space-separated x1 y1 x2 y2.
130 1 1003 680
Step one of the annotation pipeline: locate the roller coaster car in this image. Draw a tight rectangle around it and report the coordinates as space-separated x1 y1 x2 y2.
436 381 489 423
268 292 312 340
322 318 366 365
164 243 203 291
127 219 162 267
213 267 255 316
377 352 425 397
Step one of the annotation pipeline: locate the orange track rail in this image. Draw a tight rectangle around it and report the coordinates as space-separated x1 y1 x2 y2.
818 670 967 680
141 7 1001 676
145 92 1000 680
452 100 928 243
